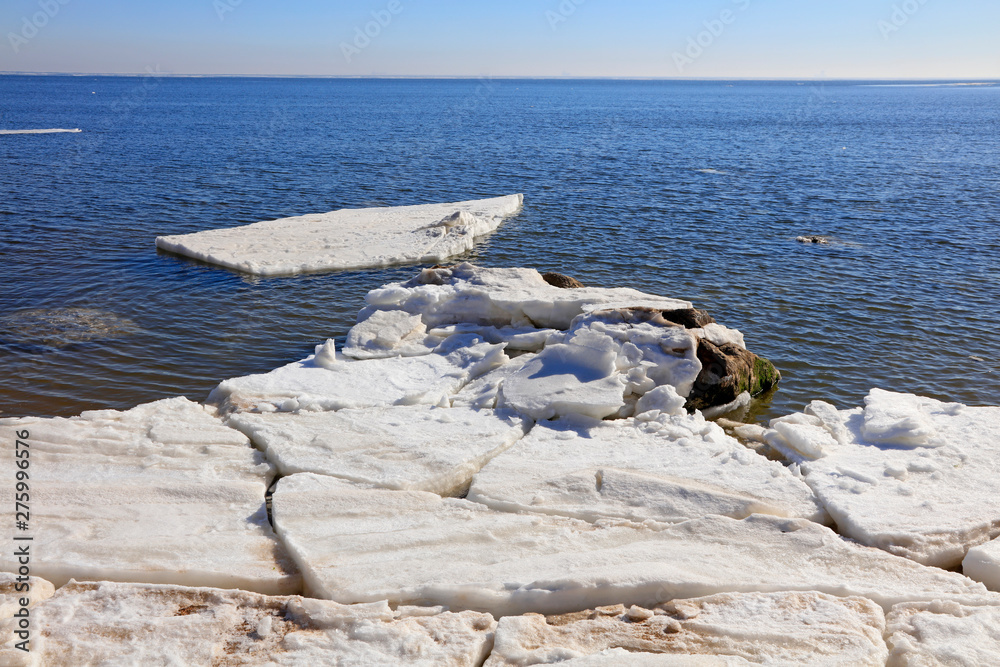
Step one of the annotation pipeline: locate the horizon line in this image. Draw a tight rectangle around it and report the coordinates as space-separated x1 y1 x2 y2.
1 72 999 83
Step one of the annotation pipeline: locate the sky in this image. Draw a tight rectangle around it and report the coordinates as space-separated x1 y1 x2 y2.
1 0 998 79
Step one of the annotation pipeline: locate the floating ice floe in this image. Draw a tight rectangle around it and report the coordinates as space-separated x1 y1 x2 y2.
209 337 507 414
0 398 299 595
468 410 826 524
484 592 888 666
764 388 1000 568
272 474 983 617
1 572 54 666
886 598 1000 665
228 406 529 496
0 128 82 134
155 195 523 276
33 580 496 666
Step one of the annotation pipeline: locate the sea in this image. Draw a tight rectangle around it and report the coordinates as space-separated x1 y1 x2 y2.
1 76 998 422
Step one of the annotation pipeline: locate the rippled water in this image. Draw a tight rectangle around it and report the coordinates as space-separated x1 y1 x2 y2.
1 77 998 420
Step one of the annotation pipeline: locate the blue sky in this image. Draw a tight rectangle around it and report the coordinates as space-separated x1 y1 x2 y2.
1 0 998 78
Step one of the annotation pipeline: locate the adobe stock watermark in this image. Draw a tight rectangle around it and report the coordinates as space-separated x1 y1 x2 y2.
214 0 245 22
546 0 587 31
672 0 751 74
878 0 930 39
340 1 403 63
8 0 72 54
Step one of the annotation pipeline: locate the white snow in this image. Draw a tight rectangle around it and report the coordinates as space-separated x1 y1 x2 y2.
965 537 1000 591
228 406 529 495
1 572 54 666
467 413 826 524
0 398 300 595
886 598 1000 666
272 473 984 617
209 338 507 414
33 580 496 666
485 592 888 666
361 263 693 331
764 389 1000 568
155 195 523 276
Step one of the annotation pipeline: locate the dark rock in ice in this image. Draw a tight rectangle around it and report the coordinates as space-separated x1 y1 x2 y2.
686 339 781 412
542 272 585 289
660 308 716 329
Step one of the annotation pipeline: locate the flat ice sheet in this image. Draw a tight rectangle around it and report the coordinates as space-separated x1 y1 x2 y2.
886 598 1000 666
0 128 81 134
484 593 888 666
209 338 507 414
765 389 1000 568
155 195 523 276
468 414 826 524
0 398 299 595
228 406 529 495
272 474 984 617
34 580 496 666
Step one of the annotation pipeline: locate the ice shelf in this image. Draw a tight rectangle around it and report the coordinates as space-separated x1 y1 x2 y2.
764 388 1000 568
484 592 889 666
155 195 523 276
0 398 300 595
271 474 984 617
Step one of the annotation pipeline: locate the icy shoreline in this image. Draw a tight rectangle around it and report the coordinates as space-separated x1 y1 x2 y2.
3 265 1000 664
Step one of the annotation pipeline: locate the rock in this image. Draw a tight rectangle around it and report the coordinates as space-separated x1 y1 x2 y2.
796 235 830 244
542 272 585 289
661 308 717 329
0 308 139 350
33 580 497 666
485 592 889 666
686 339 781 412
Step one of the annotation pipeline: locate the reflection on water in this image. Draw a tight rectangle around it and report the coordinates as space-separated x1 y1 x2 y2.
1 77 998 421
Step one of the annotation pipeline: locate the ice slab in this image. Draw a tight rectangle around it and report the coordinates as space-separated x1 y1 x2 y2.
361 263 693 331
0 398 299 595
886 598 1000 666
228 405 529 495
484 592 888 666
34 580 496 666
468 413 826 524
209 338 507 414
0 128 82 134
965 537 1000 591
765 389 1000 568
1 572 54 665
272 474 983 617
155 195 523 276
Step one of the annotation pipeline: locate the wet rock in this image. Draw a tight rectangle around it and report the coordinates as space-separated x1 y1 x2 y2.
0 308 139 349
542 272 585 289
797 235 831 244
686 339 781 412
661 308 717 329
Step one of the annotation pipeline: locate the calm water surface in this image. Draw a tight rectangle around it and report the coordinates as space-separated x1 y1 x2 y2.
1 77 998 421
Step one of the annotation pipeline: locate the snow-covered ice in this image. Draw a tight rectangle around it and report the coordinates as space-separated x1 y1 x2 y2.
33 580 496 666
209 338 507 414
886 598 1000 666
272 473 983 617
0 128 82 134
155 195 523 276
764 388 1000 568
484 592 888 666
468 413 826 524
228 406 529 495
1 572 54 666
359 263 694 332
965 536 1000 591
0 398 300 594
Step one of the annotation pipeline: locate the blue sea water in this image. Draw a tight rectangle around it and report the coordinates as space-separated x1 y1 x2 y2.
1 76 998 421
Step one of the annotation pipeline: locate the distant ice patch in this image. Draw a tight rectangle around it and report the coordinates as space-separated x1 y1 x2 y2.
0 128 81 134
